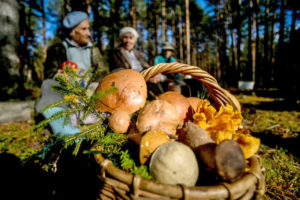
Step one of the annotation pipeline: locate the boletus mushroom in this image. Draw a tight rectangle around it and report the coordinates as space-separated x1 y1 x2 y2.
136 99 181 136
158 91 193 124
95 69 147 133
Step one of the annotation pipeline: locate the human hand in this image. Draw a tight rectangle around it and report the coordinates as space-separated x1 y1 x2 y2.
148 73 161 84
55 69 64 77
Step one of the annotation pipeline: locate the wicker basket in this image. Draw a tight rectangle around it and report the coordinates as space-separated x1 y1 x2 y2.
95 62 265 200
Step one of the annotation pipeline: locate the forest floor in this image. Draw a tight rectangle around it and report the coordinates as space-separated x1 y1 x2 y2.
0 93 299 200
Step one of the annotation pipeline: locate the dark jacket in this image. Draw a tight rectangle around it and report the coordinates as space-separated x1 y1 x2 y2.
108 47 150 72
44 38 108 81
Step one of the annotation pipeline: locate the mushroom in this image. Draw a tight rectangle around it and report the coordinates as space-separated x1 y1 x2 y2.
139 130 170 165
158 91 193 125
136 99 181 136
181 122 246 182
95 69 147 133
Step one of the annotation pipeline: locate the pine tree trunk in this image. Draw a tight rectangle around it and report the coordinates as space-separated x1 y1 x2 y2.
86 0 91 14
236 0 242 76
228 1 237 86
91 0 103 53
130 0 136 29
171 9 176 48
185 0 191 64
191 28 198 66
290 4 297 42
62 0 68 18
162 0 167 42
178 6 184 62
247 0 253 81
263 0 270 86
251 0 256 83
270 12 276 65
0 0 23 98
255 0 261 87
276 0 286 85
155 5 159 55
41 0 47 61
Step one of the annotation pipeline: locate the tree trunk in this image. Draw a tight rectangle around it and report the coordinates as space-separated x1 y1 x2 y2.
278 0 286 53
276 0 286 85
247 0 253 81
263 0 270 86
290 4 297 43
228 1 237 86
86 0 91 15
162 0 167 42
171 9 176 48
0 0 22 99
130 0 136 29
41 0 47 61
254 0 261 87
155 4 159 55
185 0 191 64
236 0 242 80
178 5 184 62
270 11 276 65
251 0 256 82
62 0 68 18
191 28 198 66
146 1 155 65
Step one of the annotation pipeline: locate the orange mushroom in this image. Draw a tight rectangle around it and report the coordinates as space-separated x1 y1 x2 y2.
139 130 170 164
158 91 193 124
95 69 147 133
95 69 147 114
136 100 181 136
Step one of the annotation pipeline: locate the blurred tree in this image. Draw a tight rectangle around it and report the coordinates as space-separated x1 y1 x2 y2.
0 0 22 100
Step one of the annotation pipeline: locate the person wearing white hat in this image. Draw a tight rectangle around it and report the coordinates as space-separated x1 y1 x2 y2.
108 27 162 97
35 11 108 135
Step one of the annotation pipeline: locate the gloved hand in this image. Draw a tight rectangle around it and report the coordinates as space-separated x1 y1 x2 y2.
42 107 81 135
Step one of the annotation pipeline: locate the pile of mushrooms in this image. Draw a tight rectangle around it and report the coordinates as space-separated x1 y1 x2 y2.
95 69 260 185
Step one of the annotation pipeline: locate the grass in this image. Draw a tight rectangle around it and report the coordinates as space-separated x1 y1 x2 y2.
0 94 299 199
238 94 300 199
0 122 50 160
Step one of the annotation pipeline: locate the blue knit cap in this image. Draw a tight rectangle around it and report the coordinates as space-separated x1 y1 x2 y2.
63 11 88 29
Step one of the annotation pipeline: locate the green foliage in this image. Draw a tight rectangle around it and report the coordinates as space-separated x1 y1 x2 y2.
120 150 152 180
32 67 152 180
0 122 50 161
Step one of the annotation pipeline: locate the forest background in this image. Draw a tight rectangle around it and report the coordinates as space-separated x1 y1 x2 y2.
0 0 299 102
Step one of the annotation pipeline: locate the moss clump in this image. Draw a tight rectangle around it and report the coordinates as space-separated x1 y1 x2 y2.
0 122 50 160
259 145 300 199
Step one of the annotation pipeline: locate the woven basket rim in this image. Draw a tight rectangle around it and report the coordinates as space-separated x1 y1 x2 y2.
96 63 265 199
141 62 241 111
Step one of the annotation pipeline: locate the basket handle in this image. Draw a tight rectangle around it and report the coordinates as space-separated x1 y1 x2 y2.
141 62 241 111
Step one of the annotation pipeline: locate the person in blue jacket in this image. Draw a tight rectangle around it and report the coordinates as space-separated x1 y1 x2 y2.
154 42 185 93
154 42 177 65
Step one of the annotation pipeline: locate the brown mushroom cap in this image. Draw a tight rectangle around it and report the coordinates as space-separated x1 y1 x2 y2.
108 110 131 133
95 69 147 114
136 100 181 136
158 91 192 124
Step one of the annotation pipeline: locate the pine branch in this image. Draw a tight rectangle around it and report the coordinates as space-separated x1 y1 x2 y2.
34 106 84 130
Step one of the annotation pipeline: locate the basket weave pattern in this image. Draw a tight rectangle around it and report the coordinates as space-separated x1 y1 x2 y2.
96 63 265 200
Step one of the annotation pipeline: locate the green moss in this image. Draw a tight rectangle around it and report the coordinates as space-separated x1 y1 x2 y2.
0 122 50 160
259 145 300 199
